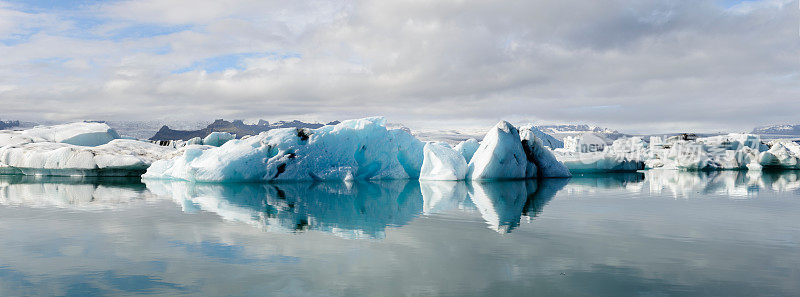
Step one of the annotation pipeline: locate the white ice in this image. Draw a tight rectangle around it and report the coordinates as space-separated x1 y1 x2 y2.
202 132 235 147
0 122 183 176
17 122 120 146
454 138 480 163
419 142 468 180
467 121 527 180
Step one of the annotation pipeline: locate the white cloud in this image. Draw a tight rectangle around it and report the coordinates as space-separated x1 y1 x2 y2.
0 0 797 133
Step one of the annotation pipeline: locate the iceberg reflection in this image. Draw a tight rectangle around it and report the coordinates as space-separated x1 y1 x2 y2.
421 179 569 234
469 179 569 234
0 175 148 209
522 178 570 220
144 180 424 239
420 181 472 214
563 172 646 193
644 170 800 197
5 170 797 240
561 170 800 197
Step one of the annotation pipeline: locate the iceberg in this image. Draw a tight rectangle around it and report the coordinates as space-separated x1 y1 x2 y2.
520 127 571 178
644 134 764 171
390 128 425 179
759 141 800 169
202 131 235 147
554 133 644 173
554 151 643 173
419 142 468 180
467 121 527 180
0 139 179 176
146 118 571 182
525 125 564 149
549 132 794 173
454 138 480 163
14 122 121 146
144 117 422 182
0 122 179 177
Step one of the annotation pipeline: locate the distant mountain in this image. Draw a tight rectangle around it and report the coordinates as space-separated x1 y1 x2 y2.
149 119 340 141
534 124 627 141
0 120 20 130
752 124 800 138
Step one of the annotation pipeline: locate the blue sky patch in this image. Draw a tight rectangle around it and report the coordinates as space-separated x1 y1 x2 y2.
173 52 302 74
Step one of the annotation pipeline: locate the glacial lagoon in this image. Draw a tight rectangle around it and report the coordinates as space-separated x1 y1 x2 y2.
0 171 798 296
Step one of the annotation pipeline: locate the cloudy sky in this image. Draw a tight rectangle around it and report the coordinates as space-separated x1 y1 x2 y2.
0 0 797 133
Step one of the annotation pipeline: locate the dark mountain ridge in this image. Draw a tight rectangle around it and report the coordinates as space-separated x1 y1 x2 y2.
149 119 340 141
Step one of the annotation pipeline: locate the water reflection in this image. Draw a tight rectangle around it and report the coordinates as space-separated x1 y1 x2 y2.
0 175 148 209
644 170 800 197
145 180 423 239
562 172 645 193
1 171 800 295
562 170 800 197
522 178 570 220
1 170 798 238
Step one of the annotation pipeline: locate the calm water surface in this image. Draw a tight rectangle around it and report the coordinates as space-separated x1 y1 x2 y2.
0 171 798 296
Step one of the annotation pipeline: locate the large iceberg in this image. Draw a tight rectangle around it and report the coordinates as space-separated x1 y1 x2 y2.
146 118 571 182
144 118 574 182
1 122 179 176
144 117 424 182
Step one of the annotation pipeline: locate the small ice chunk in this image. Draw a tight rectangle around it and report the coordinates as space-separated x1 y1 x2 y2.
203 132 235 147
